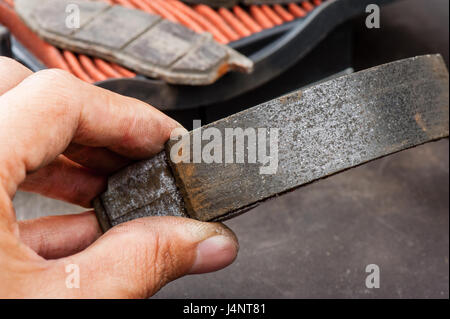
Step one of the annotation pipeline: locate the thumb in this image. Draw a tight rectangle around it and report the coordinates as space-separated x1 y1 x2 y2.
46 217 238 298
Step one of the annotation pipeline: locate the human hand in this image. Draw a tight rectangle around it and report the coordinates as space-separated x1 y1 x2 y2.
0 57 238 298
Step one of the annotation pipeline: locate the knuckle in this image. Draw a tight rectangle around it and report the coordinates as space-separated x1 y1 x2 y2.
21 69 81 115
0 57 32 82
31 68 74 85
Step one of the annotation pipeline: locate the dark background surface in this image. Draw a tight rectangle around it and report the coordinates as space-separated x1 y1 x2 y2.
11 0 449 298
154 0 449 298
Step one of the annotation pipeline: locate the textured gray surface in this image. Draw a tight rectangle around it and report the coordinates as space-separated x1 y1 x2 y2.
93 152 187 232
33 0 108 36
14 0 253 85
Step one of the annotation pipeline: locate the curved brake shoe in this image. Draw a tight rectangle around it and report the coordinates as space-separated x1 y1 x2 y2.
94 55 449 231
14 0 253 85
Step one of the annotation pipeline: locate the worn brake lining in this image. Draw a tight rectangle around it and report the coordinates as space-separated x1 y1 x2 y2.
14 0 253 85
93 55 449 231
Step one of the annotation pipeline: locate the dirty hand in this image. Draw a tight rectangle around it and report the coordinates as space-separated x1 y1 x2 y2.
0 57 238 298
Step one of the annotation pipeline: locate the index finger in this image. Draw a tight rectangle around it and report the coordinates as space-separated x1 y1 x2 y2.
0 68 179 198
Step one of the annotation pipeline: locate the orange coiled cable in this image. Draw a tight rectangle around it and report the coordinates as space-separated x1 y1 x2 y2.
112 0 135 9
232 5 263 33
0 1 70 71
4 0 325 82
63 50 94 83
129 0 156 14
194 4 240 42
218 7 252 38
78 54 109 82
249 5 274 29
110 63 136 78
288 3 307 18
261 5 283 25
93 58 123 78
143 0 178 22
171 0 230 43
301 1 315 12
157 0 205 33
273 4 294 22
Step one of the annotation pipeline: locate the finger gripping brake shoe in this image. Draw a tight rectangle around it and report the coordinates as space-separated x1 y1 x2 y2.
93 55 449 231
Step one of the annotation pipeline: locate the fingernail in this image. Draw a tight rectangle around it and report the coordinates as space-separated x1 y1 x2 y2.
189 235 238 274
